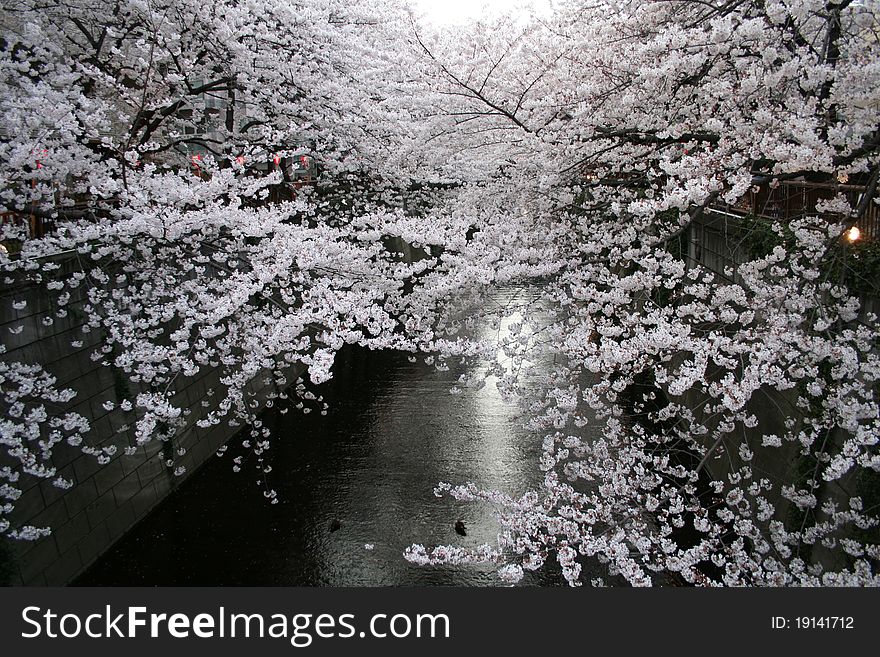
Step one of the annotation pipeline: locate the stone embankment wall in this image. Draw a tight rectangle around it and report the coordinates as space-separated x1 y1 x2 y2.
1 231 422 586
1 252 289 585
678 211 877 570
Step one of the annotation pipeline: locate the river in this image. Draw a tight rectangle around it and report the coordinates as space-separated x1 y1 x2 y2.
76 288 581 586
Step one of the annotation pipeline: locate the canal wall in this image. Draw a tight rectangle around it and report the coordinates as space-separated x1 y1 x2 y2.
1 231 424 586
674 211 877 570
0 252 295 585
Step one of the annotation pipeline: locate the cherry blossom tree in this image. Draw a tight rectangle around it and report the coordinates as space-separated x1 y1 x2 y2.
0 0 439 535
2 0 879 587
403 0 880 586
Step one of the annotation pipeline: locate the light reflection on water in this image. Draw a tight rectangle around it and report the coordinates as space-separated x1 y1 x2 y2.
77 288 581 586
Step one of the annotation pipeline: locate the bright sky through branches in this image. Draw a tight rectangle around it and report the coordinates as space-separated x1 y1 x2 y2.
408 0 554 25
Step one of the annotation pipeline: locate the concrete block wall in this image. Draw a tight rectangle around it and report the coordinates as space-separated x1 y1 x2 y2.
680 211 878 571
1 253 298 585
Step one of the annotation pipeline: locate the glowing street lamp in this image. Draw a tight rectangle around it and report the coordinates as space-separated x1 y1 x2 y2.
847 226 861 242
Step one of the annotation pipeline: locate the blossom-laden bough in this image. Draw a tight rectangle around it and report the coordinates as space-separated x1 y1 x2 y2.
0 0 457 540
402 0 880 586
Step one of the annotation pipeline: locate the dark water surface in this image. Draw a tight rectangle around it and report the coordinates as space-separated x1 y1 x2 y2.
77 291 570 586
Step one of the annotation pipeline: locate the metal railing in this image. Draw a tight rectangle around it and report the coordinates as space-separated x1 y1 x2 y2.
712 180 879 240
1 210 54 239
